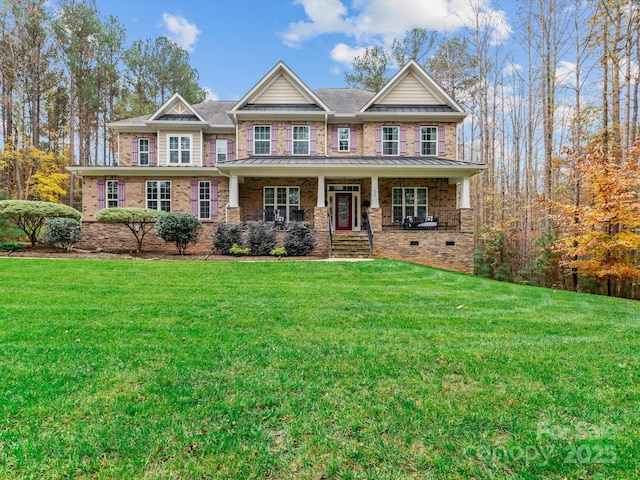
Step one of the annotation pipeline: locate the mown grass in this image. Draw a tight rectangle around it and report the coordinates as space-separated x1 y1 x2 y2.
0 258 638 479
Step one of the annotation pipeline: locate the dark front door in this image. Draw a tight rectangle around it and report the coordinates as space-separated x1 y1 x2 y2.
335 193 352 230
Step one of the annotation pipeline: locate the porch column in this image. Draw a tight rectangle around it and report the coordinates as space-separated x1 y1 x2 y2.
229 175 239 208
317 175 325 207
370 176 379 208
460 177 471 209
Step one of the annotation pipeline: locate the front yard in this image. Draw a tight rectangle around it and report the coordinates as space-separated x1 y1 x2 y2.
0 258 638 479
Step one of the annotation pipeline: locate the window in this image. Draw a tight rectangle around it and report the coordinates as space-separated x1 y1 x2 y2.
106 180 118 208
254 126 271 155
293 126 309 155
146 181 171 212
382 126 399 155
421 126 437 156
168 135 191 164
338 127 350 151
216 139 227 163
264 186 300 222
393 187 427 223
139 139 149 165
198 181 211 219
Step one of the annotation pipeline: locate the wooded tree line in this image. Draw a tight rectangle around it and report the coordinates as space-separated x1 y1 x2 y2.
0 0 205 204
347 0 640 298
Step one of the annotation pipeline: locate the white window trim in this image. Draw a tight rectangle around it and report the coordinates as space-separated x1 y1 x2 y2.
146 180 172 212
338 127 350 152
293 125 310 155
254 125 271 156
198 180 211 220
421 126 438 156
216 139 227 163
167 134 192 165
106 180 118 208
392 187 428 222
382 126 399 156
264 186 300 222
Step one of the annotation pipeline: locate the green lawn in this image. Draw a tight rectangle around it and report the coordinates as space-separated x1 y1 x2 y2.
0 258 638 479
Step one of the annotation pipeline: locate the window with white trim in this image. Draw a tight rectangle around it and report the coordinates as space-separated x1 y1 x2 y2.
392 187 427 222
168 135 191 164
293 126 309 155
199 181 211 219
139 139 149 165
338 127 350 151
382 126 399 155
146 180 171 212
106 180 118 208
264 186 300 222
254 126 271 155
421 126 437 156
216 139 227 163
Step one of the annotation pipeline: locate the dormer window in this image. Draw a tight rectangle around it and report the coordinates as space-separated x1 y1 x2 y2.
382 126 399 155
254 126 271 155
168 135 192 164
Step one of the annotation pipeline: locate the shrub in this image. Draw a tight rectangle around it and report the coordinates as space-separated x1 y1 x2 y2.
244 221 276 256
155 212 202 254
0 241 25 251
0 200 81 246
283 222 316 256
95 207 165 252
40 218 83 251
213 222 243 255
229 243 249 256
270 247 287 257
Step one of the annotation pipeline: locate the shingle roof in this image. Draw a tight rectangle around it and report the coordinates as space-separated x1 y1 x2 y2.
314 88 374 113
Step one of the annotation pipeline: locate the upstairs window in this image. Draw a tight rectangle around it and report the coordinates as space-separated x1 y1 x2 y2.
338 128 350 151
139 139 149 165
168 135 191 164
421 126 437 156
216 139 228 163
254 126 271 155
293 126 309 155
106 180 118 208
382 126 399 155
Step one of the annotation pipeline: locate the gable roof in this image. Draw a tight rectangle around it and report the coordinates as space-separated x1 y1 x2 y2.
148 93 206 122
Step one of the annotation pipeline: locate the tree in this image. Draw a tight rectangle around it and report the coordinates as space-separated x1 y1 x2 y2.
155 212 201 255
391 28 437 67
95 207 164 252
0 199 80 246
344 46 391 92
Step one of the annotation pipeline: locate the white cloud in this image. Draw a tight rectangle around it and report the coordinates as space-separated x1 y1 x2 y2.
203 87 219 101
503 63 523 77
556 61 576 86
162 13 201 52
281 0 352 47
330 43 367 65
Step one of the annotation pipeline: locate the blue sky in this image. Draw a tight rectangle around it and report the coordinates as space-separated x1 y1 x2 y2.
99 0 516 101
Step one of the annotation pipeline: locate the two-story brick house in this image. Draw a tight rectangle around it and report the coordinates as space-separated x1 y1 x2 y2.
69 60 485 272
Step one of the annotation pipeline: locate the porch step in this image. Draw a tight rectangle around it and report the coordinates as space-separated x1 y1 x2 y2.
331 232 371 258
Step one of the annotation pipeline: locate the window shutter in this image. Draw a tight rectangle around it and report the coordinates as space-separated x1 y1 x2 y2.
246 124 253 155
210 138 216 165
190 179 198 216
211 181 218 218
285 124 292 155
400 126 407 155
350 127 357 152
97 179 105 210
149 138 156 166
271 123 278 155
414 126 421 155
310 124 317 154
227 138 234 161
438 124 445 155
375 125 382 155
131 137 138 166
117 179 125 207
331 127 338 152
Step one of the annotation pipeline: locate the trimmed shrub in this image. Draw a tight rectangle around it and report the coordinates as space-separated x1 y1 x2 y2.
244 221 276 256
283 222 316 256
0 200 81 246
41 218 83 251
270 247 287 257
0 241 25 252
95 207 165 252
229 243 250 256
156 212 202 254
213 222 243 255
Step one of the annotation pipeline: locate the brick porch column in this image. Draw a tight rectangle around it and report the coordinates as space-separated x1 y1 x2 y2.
459 208 473 232
367 207 382 232
226 207 241 223
314 206 328 230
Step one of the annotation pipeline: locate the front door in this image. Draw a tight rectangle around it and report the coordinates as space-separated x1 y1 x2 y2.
335 193 352 230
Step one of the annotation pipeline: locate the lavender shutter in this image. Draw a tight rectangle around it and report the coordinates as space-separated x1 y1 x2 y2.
149 138 156 166
131 137 138 166
210 138 216 165
190 180 198 216
246 124 253 155
227 138 234 161
117 178 125 207
310 124 317 154
211 181 218 218
350 126 357 152
331 127 338 152
438 124 445 155
400 126 406 155
414 126 421 155
285 124 292 155
271 123 278 155
97 179 105 210
375 125 382 155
